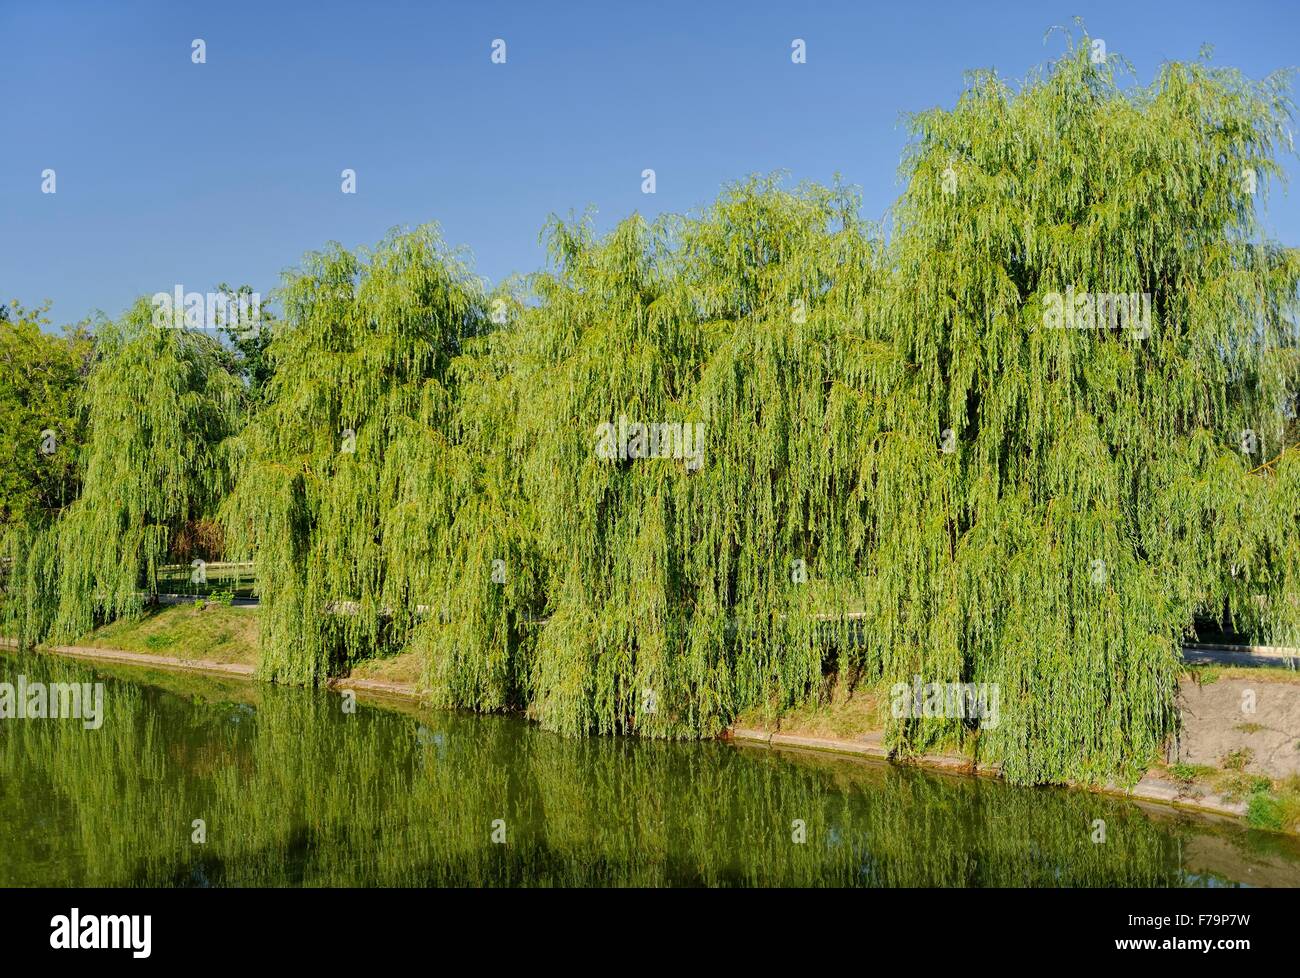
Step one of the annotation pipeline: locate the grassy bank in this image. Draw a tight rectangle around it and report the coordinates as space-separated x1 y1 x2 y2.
76 602 260 667
66 601 423 686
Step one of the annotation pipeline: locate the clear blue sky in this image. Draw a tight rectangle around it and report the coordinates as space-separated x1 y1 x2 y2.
3 0 1298 327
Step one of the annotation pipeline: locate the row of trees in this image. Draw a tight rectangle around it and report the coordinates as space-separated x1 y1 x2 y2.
4 38 1298 784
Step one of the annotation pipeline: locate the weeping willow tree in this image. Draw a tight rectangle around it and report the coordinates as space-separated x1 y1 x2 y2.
238 36 1298 787
425 38 1299 782
221 226 487 683
409 179 878 738
7 299 242 646
863 36 1300 783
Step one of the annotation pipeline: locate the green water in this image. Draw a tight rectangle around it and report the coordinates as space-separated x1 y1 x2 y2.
2 650 1298 887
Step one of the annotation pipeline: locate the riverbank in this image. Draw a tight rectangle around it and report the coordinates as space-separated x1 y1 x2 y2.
0 602 423 692
731 670 1300 832
4 602 1298 835
725 725 1266 825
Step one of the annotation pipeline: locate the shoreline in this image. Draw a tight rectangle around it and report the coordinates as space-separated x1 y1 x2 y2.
725 726 1250 823
1 635 1260 828
0 636 420 700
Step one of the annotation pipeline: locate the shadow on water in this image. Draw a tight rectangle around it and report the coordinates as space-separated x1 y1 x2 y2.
2 650 1299 887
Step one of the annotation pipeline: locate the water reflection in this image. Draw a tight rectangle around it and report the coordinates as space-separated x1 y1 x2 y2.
2 651 1298 887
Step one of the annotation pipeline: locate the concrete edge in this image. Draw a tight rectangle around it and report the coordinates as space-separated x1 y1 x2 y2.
1124 776 1247 819
725 724 1252 822
326 675 423 698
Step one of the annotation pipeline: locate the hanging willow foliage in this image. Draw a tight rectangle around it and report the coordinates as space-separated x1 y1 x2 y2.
222 37 1300 785
408 178 879 740
868 39 1300 783
434 40 1295 783
221 227 488 683
6 299 242 645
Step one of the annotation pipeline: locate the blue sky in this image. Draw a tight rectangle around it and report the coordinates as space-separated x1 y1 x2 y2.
3 0 1298 327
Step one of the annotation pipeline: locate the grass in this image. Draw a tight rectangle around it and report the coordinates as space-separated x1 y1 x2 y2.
1247 780 1300 832
1157 762 1300 833
46 600 421 687
1183 663 1300 686
1167 762 1219 784
346 649 422 688
74 602 260 667
734 674 888 740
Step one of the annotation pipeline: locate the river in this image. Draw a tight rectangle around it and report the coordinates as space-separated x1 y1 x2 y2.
2 649 1298 886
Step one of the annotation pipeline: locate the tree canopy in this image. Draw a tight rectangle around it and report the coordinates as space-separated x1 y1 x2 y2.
220 41 1299 786
0 301 91 529
6 35 1299 788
